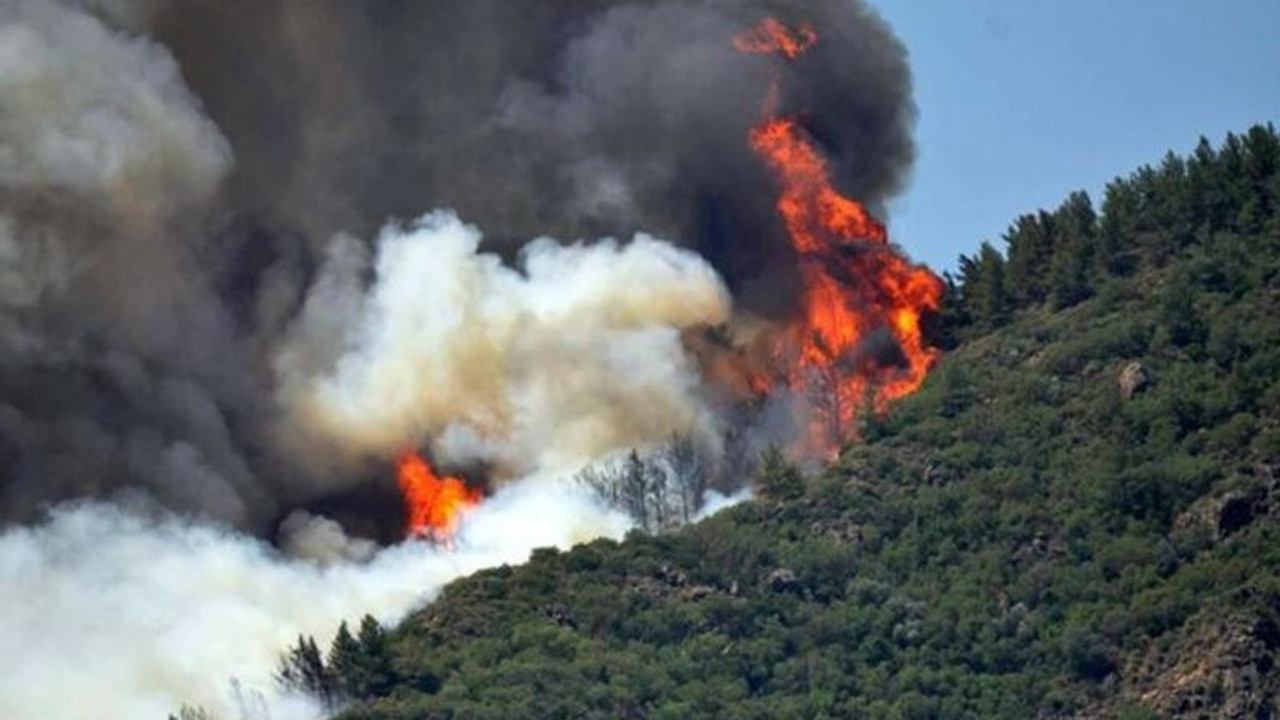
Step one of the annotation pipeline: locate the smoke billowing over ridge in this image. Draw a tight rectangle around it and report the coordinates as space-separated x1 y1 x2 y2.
0 0 914 527
0 0 922 717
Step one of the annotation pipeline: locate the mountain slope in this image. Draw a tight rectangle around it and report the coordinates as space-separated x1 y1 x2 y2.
310 125 1280 720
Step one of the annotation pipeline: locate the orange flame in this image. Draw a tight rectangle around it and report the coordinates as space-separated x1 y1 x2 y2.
737 19 944 450
732 17 817 59
396 451 481 541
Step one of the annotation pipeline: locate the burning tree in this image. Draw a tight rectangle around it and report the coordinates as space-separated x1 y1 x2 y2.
737 18 945 452
396 452 482 543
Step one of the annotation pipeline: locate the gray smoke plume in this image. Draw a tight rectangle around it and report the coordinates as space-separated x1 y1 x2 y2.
0 0 272 527
0 0 913 527
0 1 915 717
146 0 912 305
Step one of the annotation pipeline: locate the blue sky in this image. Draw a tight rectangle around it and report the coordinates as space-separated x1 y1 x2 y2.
869 1 1280 272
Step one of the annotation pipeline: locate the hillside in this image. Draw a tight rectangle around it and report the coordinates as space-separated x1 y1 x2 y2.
282 125 1280 720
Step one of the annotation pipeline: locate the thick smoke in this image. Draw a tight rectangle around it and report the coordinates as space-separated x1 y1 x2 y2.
0 1 914 717
146 0 912 301
0 494 630 720
274 211 731 487
1 0 913 527
0 0 274 526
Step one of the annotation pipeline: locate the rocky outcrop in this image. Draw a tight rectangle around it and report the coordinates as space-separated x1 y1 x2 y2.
1081 610 1280 720
627 563 731 602
1134 613 1278 720
1119 361 1153 400
1174 483 1274 544
766 568 799 593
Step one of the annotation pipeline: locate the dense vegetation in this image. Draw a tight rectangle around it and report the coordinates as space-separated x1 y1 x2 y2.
943 124 1280 338
283 124 1280 720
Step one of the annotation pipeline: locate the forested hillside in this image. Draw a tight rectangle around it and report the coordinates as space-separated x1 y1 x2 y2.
280 124 1280 720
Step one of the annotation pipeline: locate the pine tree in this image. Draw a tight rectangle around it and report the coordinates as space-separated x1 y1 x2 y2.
926 271 968 349
957 242 1009 329
276 634 333 705
756 445 804 501
1099 178 1140 276
355 615 397 698
1003 212 1055 304
1238 123 1280 233
1160 266 1205 349
327 621 362 701
1048 191 1098 308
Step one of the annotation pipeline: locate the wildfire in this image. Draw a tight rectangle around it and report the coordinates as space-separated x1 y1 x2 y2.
396 451 481 542
736 18 944 449
732 17 817 60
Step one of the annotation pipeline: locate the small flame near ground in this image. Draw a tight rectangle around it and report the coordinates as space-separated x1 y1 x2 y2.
737 18 945 451
396 451 482 542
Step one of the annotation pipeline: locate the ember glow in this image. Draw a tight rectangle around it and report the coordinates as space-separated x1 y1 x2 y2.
737 18 945 449
396 452 482 541
733 17 817 60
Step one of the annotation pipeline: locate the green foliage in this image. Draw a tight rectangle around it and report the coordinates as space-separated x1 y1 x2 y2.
354 616 399 697
309 126 1280 720
1048 191 1099 308
940 123 1280 339
955 241 1011 334
327 622 362 699
325 616 403 701
1062 624 1115 681
755 446 804 501
277 634 332 706
275 616 406 712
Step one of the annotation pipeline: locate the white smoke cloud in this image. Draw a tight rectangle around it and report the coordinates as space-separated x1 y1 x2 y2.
0 0 232 364
61 0 169 31
0 0 233 350
274 210 733 485
695 487 755 522
0 0 234 364
0 0 283 529
0 487 631 720
0 6 756 720
0 0 229 222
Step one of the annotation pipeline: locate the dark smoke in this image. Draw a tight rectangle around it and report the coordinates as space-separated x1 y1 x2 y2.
149 0 913 306
0 0 914 531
